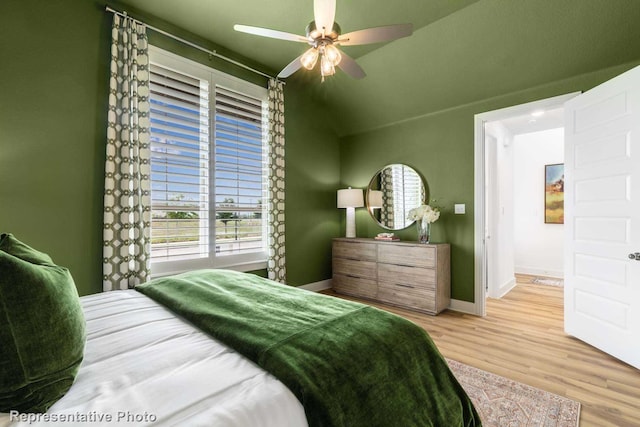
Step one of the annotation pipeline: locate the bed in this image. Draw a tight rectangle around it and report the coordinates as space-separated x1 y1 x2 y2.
2 289 307 427
1 234 480 427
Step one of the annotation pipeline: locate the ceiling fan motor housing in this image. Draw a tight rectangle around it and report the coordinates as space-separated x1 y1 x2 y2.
306 20 341 44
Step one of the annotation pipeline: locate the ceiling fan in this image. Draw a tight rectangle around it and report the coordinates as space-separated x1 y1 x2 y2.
234 0 413 80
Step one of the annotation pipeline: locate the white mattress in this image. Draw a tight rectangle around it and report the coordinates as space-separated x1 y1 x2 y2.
0 291 308 427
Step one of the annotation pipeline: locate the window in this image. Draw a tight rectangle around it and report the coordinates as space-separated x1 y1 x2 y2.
148 47 268 275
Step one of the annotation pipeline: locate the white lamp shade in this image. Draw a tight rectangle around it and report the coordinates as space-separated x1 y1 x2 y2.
337 188 364 208
368 190 383 208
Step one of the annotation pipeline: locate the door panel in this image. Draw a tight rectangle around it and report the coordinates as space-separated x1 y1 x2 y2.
565 65 640 369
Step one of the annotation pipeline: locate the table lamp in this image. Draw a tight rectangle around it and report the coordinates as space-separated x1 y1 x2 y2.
337 187 364 238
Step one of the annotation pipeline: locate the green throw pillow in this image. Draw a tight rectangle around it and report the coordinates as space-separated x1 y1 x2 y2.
0 233 86 413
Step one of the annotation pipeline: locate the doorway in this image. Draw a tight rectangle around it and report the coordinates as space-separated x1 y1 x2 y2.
473 93 580 316
486 111 566 298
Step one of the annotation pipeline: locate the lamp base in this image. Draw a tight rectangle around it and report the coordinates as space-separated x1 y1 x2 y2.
345 207 356 238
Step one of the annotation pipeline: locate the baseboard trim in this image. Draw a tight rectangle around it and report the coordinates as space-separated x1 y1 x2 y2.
448 299 478 315
515 266 563 279
490 277 516 299
299 279 332 292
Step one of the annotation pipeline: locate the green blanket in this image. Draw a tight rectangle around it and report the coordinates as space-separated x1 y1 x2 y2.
136 269 480 427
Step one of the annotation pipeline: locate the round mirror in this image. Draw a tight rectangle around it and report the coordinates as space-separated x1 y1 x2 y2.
366 164 426 230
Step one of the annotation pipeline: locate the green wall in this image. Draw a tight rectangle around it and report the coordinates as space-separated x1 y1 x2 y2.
0 0 109 296
0 0 340 295
340 61 639 302
283 80 341 286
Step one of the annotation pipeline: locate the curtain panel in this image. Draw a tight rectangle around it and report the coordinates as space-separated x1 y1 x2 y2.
103 15 151 291
381 168 395 229
267 80 286 283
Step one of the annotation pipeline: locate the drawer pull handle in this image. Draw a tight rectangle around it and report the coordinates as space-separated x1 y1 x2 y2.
395 283 415 289
346 274 360 279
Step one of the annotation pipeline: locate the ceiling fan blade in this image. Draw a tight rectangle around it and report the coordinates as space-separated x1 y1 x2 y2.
278 55 304 78
338 23 413 46
337 51 366 79
314 0 336 34
234 24 307 43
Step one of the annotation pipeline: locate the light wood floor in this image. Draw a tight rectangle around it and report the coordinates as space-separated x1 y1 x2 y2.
323 279 640 427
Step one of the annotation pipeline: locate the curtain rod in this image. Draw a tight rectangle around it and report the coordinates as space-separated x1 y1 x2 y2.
105 6 278 81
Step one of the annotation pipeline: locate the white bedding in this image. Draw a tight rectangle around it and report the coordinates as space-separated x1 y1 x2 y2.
0 291 308 427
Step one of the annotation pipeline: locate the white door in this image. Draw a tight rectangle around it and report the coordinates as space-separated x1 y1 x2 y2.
564 65 640 369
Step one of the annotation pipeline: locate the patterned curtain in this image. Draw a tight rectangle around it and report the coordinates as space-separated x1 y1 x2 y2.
103 15 151 291
381 168 395 229
267 79 286 283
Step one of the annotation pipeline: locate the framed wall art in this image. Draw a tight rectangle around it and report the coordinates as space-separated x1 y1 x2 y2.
545 163 564 224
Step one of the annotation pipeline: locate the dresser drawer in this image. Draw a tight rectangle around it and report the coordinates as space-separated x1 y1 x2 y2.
333 240 377 261
377 282 436 313
377 243 436 268
333 274 377 299
333 258 377 280
377 263 435 290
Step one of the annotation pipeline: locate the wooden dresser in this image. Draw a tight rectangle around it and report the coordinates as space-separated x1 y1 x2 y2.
332 238 450 315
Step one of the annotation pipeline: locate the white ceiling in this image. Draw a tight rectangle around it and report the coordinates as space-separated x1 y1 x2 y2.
496 107 565 136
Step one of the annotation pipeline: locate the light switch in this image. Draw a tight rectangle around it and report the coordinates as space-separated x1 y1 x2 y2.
454 204 466 214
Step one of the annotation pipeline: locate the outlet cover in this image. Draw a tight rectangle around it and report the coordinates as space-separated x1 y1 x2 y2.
454 204 466 214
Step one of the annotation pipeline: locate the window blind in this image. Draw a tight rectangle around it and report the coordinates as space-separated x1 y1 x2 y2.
149 63 210 262
214 86 266 256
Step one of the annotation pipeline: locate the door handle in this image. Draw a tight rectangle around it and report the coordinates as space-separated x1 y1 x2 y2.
628 252 640 260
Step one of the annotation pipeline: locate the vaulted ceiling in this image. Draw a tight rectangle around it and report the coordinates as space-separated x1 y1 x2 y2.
116 0 640 136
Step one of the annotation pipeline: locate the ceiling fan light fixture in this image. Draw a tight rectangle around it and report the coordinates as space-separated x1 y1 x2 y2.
300 47 319 70
324 43 342 65
320 54 336 77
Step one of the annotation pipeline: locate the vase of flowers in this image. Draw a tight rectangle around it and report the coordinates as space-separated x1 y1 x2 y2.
408 204 440 244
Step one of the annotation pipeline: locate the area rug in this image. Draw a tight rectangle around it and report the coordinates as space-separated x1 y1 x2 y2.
531 277 564 287
447 359 580 427
517 274 564 287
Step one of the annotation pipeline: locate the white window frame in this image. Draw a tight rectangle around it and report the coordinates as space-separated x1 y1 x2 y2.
149 46 269 277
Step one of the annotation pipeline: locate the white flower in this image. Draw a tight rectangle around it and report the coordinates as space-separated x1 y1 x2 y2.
408 204 440 223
